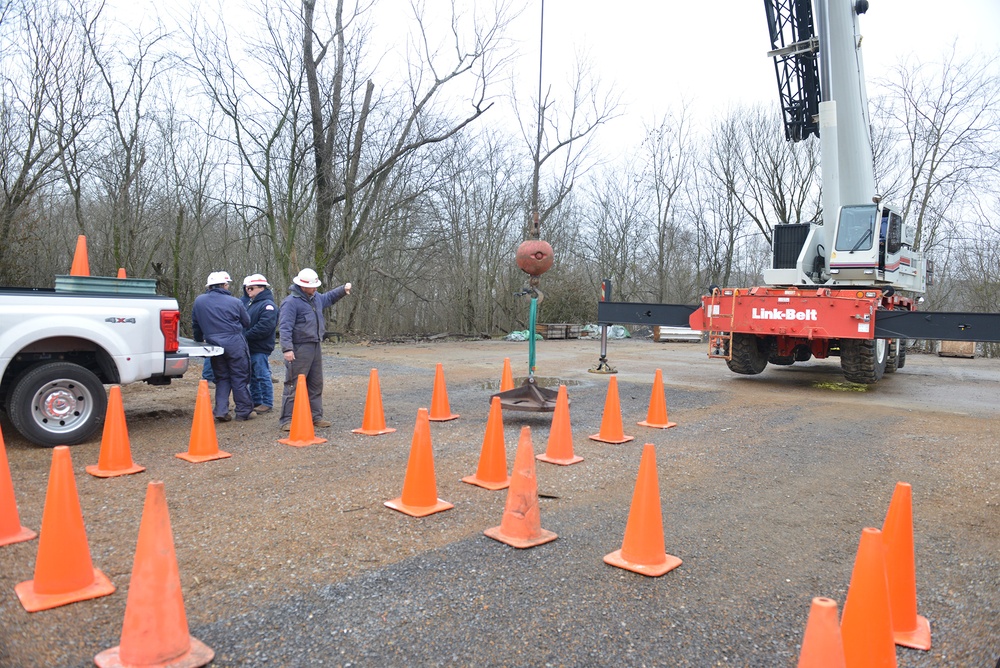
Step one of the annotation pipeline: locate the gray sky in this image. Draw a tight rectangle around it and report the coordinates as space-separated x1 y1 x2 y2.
522 0 1000 154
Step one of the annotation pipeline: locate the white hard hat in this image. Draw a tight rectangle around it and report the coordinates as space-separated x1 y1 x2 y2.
243 273 269 287
206 271 232 287
292 268 322 288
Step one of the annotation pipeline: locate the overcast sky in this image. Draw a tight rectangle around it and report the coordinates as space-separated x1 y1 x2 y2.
517 0 1000 155
112 0 1000 160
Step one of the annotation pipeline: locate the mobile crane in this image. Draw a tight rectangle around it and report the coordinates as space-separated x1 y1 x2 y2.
596 0 1000 383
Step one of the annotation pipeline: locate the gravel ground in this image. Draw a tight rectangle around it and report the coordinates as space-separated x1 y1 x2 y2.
1 337 998 667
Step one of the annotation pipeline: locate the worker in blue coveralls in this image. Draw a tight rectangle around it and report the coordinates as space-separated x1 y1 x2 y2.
277 268 351 431
192 271 255 422
242 273 278 413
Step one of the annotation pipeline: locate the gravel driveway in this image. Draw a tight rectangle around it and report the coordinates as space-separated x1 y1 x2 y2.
1 338 997 666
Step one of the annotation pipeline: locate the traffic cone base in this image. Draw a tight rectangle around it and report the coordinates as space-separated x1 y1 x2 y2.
461 474 510 491
603 549 681 577
538 385 584 466
95 636 214 668
894 615 931 650
176 450 232 463
277 435 327 447
86 462 146 477
15 568 115 612
797 597 846 668
588 432 634 444
589 376 634 444
0 525 36 547
536 452 583 466
352 426 396 435
428 363 459 421
638 419 676 429
384 497 454 517
484 524 557 549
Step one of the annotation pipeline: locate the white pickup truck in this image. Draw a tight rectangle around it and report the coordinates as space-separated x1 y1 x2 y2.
0 276 219 446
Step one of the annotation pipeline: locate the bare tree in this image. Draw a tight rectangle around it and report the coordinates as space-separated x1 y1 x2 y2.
878 47 1000 253
187 0 314 285
640 104 695 303
303 0 518 286
0 0 95 283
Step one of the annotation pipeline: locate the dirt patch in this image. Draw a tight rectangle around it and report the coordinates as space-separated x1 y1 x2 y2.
1 338 997 666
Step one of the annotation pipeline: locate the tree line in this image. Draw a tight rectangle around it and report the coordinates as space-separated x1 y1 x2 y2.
2 0 998 347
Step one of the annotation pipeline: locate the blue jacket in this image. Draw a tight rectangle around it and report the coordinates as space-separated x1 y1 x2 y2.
192 287 250 348
244 287 278 355
278 284 348 351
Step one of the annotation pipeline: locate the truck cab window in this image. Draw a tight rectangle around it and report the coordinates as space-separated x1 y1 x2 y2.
836 205 877 252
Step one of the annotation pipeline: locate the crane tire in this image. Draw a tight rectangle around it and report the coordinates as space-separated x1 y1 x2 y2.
726 334 769 375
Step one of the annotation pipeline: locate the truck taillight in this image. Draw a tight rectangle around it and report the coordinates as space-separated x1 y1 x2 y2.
160 310 180 353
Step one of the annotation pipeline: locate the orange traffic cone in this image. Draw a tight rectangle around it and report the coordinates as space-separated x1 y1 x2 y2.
87 386 145 478
840 527 898 668
352 369 395 436
278 374 327 447
116 268 127 279
15 447 116 612
638 369 676 429
94 481 214 668
881 482 931 650
462 397 510 490
1 426 36 547
500 357 515 392
428 363 459 421
589 376 634 444
385 408 453 517
797 597 846 668
603 444 681 576
176 380 232 463
484 426 557 548
70 235 90 276
537 385 583 466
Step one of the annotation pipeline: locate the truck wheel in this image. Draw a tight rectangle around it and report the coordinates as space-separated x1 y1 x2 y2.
7 362 107 447
840 338 887 384
726 334 769 375
885 339 899 373
897 340 907 368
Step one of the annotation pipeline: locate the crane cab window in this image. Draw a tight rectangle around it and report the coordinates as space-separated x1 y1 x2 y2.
836 205 877 252
886 212 902 254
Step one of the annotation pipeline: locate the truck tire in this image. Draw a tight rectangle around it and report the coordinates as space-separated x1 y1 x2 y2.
897 340 907 368
726 334 769 375
840 338 887 384
886 339 899 373
7 362 107 447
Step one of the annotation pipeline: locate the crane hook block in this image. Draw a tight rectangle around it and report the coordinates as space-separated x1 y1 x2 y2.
516 239 554 277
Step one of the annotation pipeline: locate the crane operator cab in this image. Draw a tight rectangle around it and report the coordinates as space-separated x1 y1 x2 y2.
829 203 924 292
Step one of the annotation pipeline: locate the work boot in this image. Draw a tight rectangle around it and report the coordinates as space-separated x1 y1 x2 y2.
254 405 272 413
280 423 291 432
215 413 232 423
314 419 332 428
236 411 257 421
